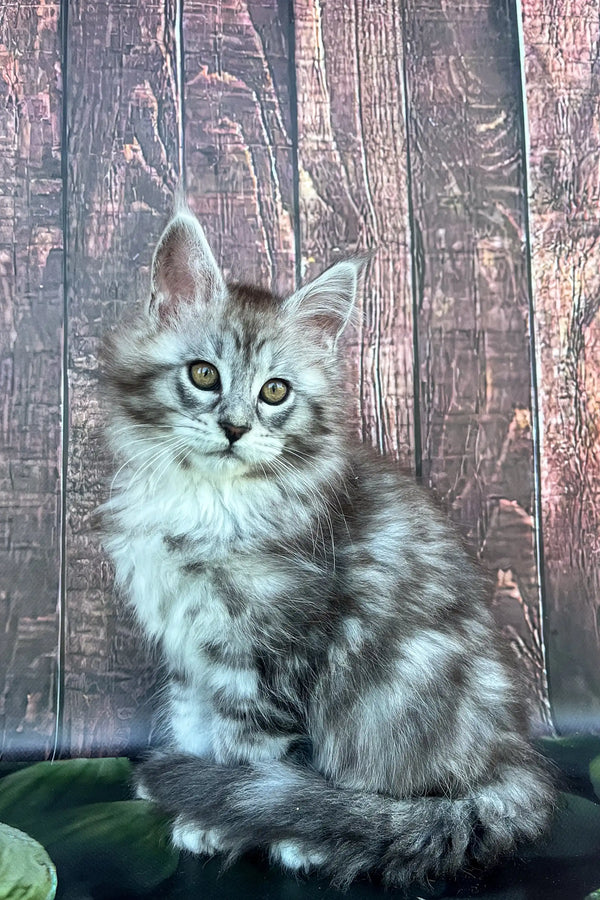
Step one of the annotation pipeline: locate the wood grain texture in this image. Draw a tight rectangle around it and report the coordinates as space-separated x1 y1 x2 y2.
403 0 551 725
63 0 182 755
293 0 414 463
183 0 296 294
0 1 63 758
522 0 600 731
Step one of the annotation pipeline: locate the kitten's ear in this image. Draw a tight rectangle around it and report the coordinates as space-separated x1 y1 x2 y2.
283 257 368 348
149 210 226 320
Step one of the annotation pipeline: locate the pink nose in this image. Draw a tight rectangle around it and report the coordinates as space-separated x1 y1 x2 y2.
220 422 250 444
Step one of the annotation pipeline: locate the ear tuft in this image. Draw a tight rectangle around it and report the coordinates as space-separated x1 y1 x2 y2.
149 209 225 320
283 256 369 347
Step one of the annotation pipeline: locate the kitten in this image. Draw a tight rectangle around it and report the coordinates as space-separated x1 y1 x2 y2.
100 205 554 889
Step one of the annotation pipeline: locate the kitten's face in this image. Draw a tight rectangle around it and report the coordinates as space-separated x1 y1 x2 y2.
112 290 337 478
103 210 364 481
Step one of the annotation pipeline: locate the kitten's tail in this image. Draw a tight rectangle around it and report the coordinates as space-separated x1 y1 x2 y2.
137 750 554 888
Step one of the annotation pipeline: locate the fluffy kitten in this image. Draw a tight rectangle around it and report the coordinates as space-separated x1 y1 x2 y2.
100 206 554 888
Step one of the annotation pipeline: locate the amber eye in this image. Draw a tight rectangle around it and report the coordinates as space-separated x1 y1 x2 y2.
189 361 220 390
259 379 289 405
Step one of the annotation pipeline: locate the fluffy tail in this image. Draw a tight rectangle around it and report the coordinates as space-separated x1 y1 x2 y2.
137 752 554 888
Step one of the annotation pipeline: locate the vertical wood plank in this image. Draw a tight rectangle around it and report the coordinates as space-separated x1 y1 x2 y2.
293 0 414 465
403 0 550 725
183 0 296 295
521 0 600 730
0 1 63 758
63 0 182 755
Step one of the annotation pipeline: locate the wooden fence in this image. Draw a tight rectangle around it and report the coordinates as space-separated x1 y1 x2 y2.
1 0 599 758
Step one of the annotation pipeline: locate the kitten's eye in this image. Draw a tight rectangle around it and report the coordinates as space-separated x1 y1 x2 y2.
260 379 289 405
189 361 220 390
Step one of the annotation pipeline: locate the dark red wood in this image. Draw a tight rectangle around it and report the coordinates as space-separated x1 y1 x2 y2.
293 0 415 465
183 0 296 295
0 1 63 758
522 0 600 731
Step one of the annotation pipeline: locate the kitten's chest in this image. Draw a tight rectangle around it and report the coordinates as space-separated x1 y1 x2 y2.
107 497 297 662
105 474 331 673
122 534 307 673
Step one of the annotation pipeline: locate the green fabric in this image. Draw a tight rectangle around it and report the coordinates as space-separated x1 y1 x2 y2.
0 760 177 898
0 741 599 899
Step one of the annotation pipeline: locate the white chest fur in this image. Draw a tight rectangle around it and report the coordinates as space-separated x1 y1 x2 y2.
103 465 302 673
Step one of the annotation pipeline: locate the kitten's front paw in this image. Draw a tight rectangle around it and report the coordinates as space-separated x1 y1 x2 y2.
270 840 326 874
171 816 224 857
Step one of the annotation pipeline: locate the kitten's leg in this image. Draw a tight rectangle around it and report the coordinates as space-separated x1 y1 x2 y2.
135 675 213 800
213 713 297 765
135 677 220 855
166 673 214 856
138 676 228 854
166 713 299 859
144 673 305 859
167 674 214 757
210 671 301 765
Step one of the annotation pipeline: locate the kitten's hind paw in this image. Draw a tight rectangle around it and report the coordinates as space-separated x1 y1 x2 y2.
171 816 225 857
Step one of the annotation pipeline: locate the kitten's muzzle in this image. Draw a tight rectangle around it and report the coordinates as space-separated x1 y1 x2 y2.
220 421 251 444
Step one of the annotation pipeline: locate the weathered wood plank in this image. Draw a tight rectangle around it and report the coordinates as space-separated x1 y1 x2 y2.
521 0 600 731
63 0 182 755
183 0 296 295
0 1 63 758
293 0 414 464
403 0 550 725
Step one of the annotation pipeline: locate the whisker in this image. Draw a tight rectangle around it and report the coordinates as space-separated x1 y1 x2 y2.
108 440 171 505
147 437 192 494
123 437 191 496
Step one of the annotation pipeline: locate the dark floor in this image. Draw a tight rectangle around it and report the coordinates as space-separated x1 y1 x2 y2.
1 736 600 900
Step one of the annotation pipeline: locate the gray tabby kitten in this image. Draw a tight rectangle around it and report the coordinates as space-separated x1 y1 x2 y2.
101 206 554 889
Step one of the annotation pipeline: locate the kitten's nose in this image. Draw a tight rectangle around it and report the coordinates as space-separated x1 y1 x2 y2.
220 421 250 444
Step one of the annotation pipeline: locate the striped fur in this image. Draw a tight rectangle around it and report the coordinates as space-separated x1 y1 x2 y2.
101 209 554 888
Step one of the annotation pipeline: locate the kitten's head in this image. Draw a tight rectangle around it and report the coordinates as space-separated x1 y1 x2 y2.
102 208 366 483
